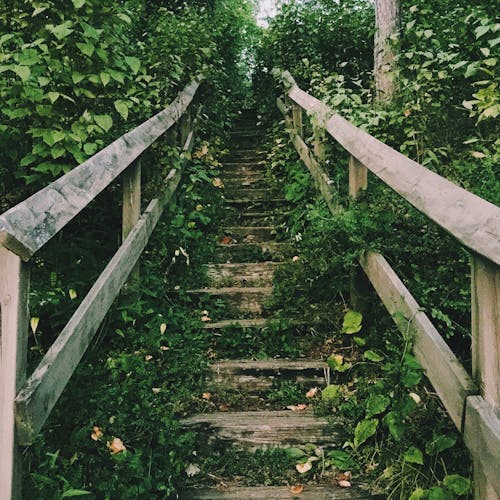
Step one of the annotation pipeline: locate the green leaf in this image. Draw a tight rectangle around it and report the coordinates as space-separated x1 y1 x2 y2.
12 65 31 82
51 144 66 159
428 487 453 500
342 310 362 334
114 100 129 120
95 114 113 132
353 336 366 346
109 69 125 84
76 43 95 57
100 72 111 87
81 23 102 40
284 447 306 460
425 434 456 456
321 384 341 402
83 143 98 155
72 0 86 8
384 411 405 440
409 488 428 500
117 13 132 24
363 350 383 362
475 25 490 39
443 474 471 495
404 446 424 465
33 7 48 16
43 130 65 147
125 56 141 75
72 72 85 84
61 489 92 497
46 92 60 104
353 418 378 449
326 450 355 469
402 370 422 387
47 21 74 40
404 354 422 370
365 395 390 418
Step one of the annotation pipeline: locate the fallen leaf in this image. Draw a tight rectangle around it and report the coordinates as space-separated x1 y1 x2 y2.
306 387 318 398
185 463 201 477
409 392 422 405
404 109 411 117
290 484 304 495
30 317 40 334
212 177 224 188
160 345 170 351
292 255 300 262
202 392 212 400
201 315 211 322
220 235 234 245
286 404 308 411
336 471 352 481
91 426 103 441
338 480 351 488
145 355 153 361
196 204 203 211
160 323 167 334
69 289 77 300
152 387 161 394
218 404 229 412
107 437 126 454
296 461 312 474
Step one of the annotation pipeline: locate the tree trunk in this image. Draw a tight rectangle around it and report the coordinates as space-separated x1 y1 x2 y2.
374 0 400 102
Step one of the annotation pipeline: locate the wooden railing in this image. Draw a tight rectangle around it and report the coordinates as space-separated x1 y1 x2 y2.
0 75 203 499
275 70 499 500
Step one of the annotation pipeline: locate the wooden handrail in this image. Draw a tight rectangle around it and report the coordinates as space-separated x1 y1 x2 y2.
275 70 500 266
0 75 203 261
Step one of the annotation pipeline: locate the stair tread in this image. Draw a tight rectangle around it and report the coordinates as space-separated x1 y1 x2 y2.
182 485 373 499
202 318 269 329
187 286 273 294
210 359 326 371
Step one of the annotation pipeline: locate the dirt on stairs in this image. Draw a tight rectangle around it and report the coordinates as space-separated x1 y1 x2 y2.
181 111 372 499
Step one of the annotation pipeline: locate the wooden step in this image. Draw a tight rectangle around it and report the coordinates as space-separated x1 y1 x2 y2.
225 199 288 209
181 410 333 450
220 226 278 243
183 485 373 499
223 178 273 189
202 318 269 329
208 359 327 392
224 189 280 201
205 262 279 287
222 165 266 177
214 242 293 263
187 287 273 314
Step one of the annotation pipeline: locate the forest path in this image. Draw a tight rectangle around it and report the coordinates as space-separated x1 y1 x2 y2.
181 111 372 499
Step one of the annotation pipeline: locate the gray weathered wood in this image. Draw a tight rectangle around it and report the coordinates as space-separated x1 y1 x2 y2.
292 102 303 137
348 156 368 199
208 359 327 392
359 251 477 430
470 256 499 498
0 247 30 499
181 410 333 451
183 485 372 499
205 262 279 287
463 396 500 498
277 98 338 215
0 76 202 261
14 169 182 444
278 74 500 265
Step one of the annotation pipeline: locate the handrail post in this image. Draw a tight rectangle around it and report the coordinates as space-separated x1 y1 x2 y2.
291 102 303 137
470 255 499 499
0 246 30 500
313 127 325 163
122 161 141 289
179 110 191 147
349 155 369 314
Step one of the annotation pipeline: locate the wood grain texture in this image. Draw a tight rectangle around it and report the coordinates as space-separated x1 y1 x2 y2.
463 396 500 497
14 169 182 445
182 485 372 499
0 76 202 261
279 74 500 265
205 262 279 287
0 247 30 499
359 251 477 430
181 410 333 450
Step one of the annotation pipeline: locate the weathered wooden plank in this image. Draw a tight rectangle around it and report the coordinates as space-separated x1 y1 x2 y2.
280 76 500 265
0 76 202 261
359 251 477 430
277 98 339 216
183 485 372 499
463 396 500 497
292 102 303 137
14 169 182 444
181 410 333 450
0 247 30 499
348 156 368 200
205 262 279 287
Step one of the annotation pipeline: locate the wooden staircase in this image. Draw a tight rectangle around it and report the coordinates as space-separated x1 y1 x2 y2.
182 111 372 499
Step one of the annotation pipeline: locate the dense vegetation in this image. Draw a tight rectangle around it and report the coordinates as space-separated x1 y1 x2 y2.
0 0 497 497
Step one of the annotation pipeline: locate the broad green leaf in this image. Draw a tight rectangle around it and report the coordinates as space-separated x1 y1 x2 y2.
363 350 383 362
96 48 109 63
46 92 60 104
443 474 471 495
402 369 422 387
38 76 50 87
353 336 366 346
464 62 480 78
83 143 98 155
100 72 111 86
384 411 405 440
365 395 390 418
354 418 378 449
51 144 65 159
480 47 491 57
43 130 65 147
321 384 340 402
109 69 125 84
125 56 141 75
342 310 362 334
117 13 132 24
61 489 92 498
12 65 31 82
284 447 306 460
425 434 456 456
33 7 47 16
200 47 211 56
72 0 86 9
76 43 95 57
72 72 85 84
327 450 355 469
404 354 422 370
47 21 74 40
428 487 453 500
95 114 113 132
409 488 428 500
404 446 424 465
114 100 129 120
475 25 490 39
